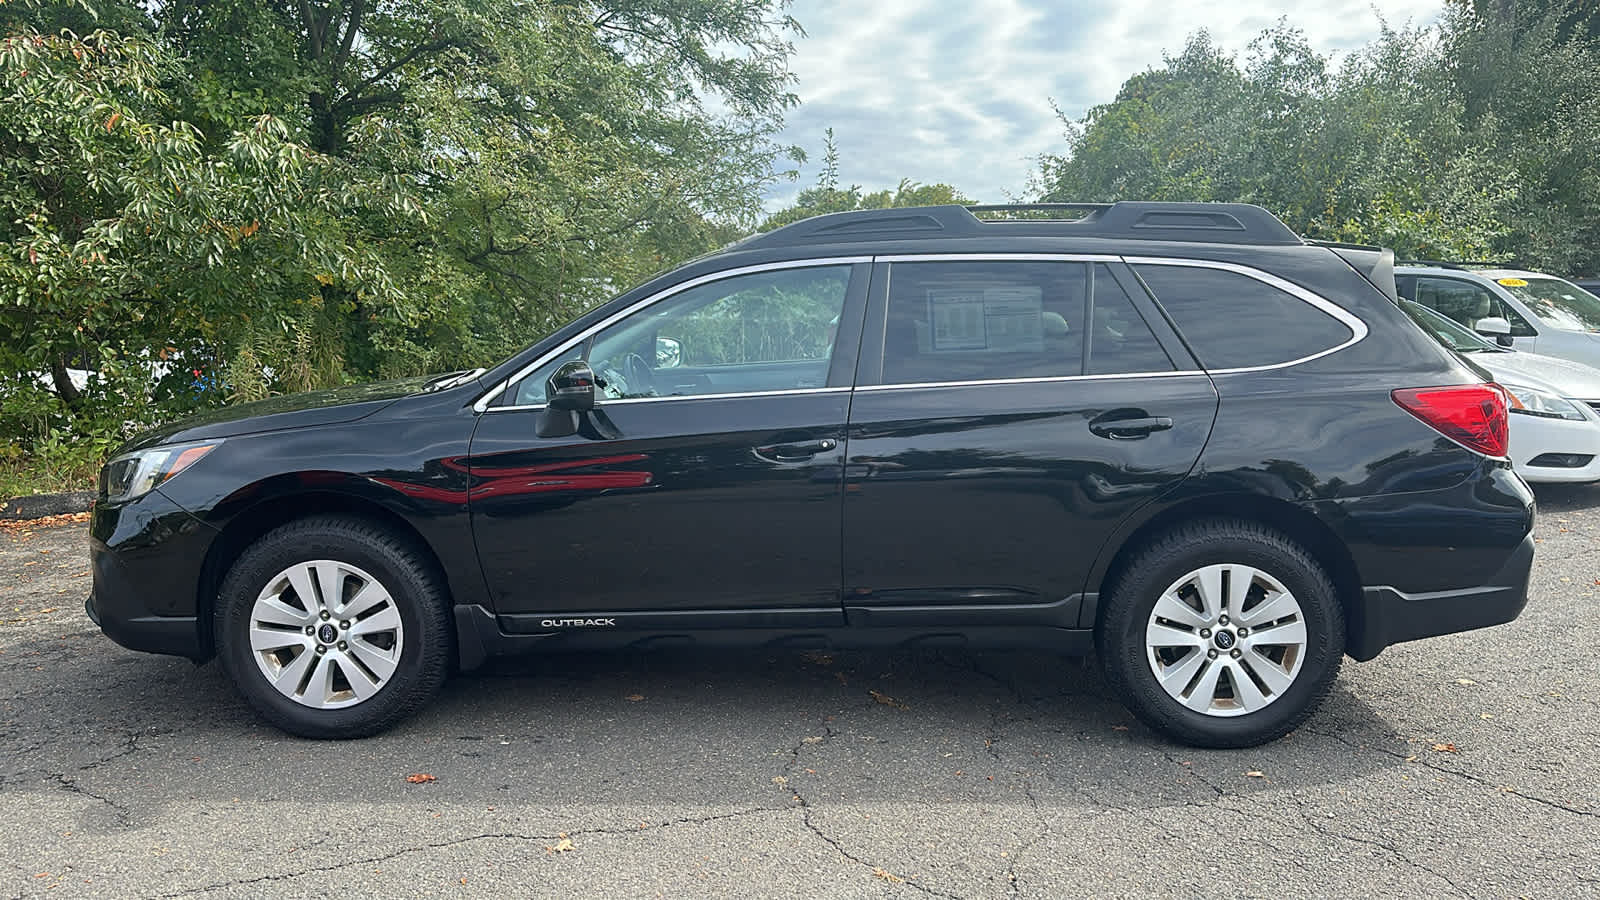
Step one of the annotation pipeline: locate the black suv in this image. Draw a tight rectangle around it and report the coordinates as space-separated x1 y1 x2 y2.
87 203 1535 747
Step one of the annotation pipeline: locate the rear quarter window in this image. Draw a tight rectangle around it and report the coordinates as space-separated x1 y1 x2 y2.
1134 264 1354 369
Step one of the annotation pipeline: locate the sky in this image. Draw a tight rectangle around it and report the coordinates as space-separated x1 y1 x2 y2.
766 0 1445 208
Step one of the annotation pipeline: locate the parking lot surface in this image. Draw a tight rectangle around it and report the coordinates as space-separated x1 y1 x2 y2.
2 487 1598 898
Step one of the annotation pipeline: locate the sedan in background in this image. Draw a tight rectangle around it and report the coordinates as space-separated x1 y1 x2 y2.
1402 300 1600 483
1396 265 1600 370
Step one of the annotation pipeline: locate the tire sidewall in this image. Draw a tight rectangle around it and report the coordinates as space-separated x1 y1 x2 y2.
1103 528 1343 746
217 522 444 738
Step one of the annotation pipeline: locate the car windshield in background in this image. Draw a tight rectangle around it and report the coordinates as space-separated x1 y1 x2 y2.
1400 300 1496 352
1496 277 1600 332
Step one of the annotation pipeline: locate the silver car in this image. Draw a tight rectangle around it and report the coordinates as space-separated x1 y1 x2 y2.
1401 300 1600 483
1395 265 1600 369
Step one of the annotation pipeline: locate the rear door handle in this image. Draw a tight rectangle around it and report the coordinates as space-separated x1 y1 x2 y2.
755 438 837 461
1089 415 1173 440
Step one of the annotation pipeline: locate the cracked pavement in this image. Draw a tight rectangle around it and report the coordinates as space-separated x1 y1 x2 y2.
2 484 1598 898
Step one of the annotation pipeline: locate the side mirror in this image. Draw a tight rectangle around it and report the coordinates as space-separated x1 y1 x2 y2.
655 336 682 369
546 360 596 411
1474 317 1515 347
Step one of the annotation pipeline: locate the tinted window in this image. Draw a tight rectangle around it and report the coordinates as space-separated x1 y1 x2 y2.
586 266 850 399
1414 276 1536 337
1087 264 1174 375
881 261 1086 384
510 346 585 406
1134 265 1352 369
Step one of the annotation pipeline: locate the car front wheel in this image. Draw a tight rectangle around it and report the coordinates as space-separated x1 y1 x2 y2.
1097 519 1344 748
216 516 451 739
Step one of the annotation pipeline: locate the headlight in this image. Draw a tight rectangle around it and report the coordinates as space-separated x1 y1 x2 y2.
99 440 222 503
1501 384 1587 421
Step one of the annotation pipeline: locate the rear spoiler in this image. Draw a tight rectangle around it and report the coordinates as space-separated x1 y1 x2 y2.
1311 242 1398 303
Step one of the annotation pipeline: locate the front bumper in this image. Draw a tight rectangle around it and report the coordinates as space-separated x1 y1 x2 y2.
1508 406 1600 483
88 489 219 660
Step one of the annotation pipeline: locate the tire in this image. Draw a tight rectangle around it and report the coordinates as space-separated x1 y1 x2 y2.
215 516 451 739
1096 518 1344 748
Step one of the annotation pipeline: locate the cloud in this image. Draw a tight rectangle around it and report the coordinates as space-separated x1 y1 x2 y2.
769 0 1443 208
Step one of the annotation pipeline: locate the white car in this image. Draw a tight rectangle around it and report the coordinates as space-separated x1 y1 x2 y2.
1402 300 1600 483
1396 264 1600 370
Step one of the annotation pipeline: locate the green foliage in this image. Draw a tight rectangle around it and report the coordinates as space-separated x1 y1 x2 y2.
760 134 973 231
1038 15 1600 271
663 269 846 366
0 0 805 487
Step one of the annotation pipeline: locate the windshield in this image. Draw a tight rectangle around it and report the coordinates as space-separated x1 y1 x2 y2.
1399 300 1497 352
1495 276 1600 332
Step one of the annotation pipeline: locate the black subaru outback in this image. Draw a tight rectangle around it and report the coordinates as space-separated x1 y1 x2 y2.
87 203 1535 748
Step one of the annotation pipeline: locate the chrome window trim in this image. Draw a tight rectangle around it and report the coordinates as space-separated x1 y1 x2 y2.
477 252 1371 411
853 370 1210 392
493 386 849 412
473 256 871 412
1123 256 1369 374
874 253 1122 263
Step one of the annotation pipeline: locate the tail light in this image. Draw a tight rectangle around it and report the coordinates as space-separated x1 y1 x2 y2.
1391 384 1509 458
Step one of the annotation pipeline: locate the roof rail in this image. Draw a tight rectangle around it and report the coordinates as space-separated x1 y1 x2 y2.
740 202 1306 250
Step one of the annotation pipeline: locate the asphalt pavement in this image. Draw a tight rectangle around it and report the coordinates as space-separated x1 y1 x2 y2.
2 486 1598 898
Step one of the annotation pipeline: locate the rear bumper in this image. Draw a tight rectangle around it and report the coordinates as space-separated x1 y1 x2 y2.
1332 462 1535 661
1347 531 1534 660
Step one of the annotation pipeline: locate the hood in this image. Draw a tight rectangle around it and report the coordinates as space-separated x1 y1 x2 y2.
121 375 441 452
1467 350 1600 400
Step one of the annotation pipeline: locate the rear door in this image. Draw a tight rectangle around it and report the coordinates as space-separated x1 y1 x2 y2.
841 256 1219 629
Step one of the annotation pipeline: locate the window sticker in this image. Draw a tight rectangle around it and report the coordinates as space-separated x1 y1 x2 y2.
1496 277 1529 287
928 288 987 350
928 286 1044 353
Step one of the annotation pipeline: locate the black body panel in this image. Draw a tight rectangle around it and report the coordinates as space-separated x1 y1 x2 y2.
840 376 1218 614
467 391 851 615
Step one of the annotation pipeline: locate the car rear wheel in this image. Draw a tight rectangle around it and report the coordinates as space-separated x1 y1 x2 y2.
216 516 451 739
1096 519 1344 748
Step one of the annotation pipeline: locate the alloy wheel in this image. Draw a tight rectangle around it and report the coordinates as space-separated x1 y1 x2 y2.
1144 563 1308 717
247 560 405 709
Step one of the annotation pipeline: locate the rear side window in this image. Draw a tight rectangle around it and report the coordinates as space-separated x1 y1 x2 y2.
880 261 1175 384
1088 265 1173 375
1134 265 1353 369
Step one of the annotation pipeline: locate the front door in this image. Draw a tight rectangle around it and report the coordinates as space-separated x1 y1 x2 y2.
842 258 1218 627
1408 275 1540 351
468 262 868 630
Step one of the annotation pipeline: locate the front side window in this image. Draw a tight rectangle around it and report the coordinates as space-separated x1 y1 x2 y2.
1494 276 1600 333
1413 277 1537 337
511 346 585 406
1399 300 1497 353
1135 265 1353 369
506 266 851 405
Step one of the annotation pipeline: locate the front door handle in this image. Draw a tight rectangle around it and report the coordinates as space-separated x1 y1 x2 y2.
1089 414 1173 440
755 438 837 461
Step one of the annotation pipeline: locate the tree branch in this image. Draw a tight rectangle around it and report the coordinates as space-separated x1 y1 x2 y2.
298 0 323 59
336 37 457 107
333 0 365 78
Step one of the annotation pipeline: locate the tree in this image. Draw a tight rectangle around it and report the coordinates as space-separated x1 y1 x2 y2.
1035 21 1547 264
759 132 973 231
0 26 407 426
3 0 805 426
